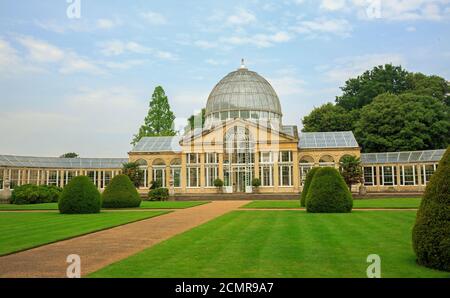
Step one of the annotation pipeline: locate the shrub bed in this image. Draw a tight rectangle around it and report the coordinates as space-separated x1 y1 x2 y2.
11 184 62 205
148 188 169 201
58 176 101 214
300 167 320 207
102 174 141 208
306 167 353 213
412 147 450 272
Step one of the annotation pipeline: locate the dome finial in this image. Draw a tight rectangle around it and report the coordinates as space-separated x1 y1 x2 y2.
240 58 246 69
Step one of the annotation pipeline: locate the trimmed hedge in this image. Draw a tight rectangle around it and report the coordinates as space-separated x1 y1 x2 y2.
148 188 169 201
102 174 141 208
58 176 101 214
412 147 450 272
306 167 353 213
11 184 62 205
300 167 320 207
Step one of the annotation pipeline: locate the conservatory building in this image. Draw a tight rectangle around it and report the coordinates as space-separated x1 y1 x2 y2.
0 64 446 198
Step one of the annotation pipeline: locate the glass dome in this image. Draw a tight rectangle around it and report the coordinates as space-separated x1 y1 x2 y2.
204 64 282 128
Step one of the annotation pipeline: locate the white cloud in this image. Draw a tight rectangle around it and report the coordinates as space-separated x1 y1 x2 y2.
205 59 228 66
293 18 352 37
0 38 43 76
0 87 144 157
226 9 257 26
194 40 218 49
16 35 65 63
320 0 347 11
140 11 168 25
220 31 292 48
268 76 305 96
320 0 450 22
320 53 406 83
96 18 117 29
98 40 177 60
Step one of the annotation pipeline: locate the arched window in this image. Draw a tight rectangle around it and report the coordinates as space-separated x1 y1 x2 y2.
299 155 315 185
170 158 181 188
152 159 166 187
223 126 255 192
135 159 148 188
319 155 335 167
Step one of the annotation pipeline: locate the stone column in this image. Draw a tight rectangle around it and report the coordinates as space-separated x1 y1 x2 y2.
292 150 299 192
181 154 187 192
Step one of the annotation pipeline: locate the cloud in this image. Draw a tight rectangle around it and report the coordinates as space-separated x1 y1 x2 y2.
98 40 177 61
320 0 347 11
319 0 450 22
268 76 305 96
96 18 117 30
16 35 65 63
139 11 168 25
320 53 406 83
226 9 257 26
35 18 122 33
293 18 352 38
0 38 43 77
219 31 292 48
0 87 144 157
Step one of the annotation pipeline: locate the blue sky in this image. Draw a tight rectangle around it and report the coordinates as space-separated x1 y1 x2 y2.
0 0 449 157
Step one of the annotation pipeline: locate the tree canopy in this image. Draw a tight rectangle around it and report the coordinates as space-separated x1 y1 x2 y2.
132 86 176 146
302 103 358 132
355 93 450 153
301 64 450 152
60 152 79 158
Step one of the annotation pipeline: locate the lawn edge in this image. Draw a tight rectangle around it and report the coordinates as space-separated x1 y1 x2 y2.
0 210 171 257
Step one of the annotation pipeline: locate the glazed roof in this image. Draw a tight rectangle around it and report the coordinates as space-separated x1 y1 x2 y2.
205 66 282 117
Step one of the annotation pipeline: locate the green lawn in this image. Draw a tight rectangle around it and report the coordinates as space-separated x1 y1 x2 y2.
90 210 449 278
0 211 168 256
0 201 209 211
242 198 421 209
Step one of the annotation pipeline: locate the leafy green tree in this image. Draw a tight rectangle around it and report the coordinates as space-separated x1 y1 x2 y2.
412 146 450 272
355 93 450 153
60 152 79 158
132 86 176 146
302 103 359 132
409 73 450 106
336 64 413 110
122 162 144 188
339 156 362 189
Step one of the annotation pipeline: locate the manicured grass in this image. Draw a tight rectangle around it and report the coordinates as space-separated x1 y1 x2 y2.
90 210 449 278
242 198 421 209
0 201 209 211
0 211 167 256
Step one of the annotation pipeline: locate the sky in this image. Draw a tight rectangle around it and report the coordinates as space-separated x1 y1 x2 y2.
0 0 449 157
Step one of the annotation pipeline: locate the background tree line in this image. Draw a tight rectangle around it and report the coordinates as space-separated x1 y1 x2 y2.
302 64 450 153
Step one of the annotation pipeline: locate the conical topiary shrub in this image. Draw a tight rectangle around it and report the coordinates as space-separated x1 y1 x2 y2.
306 167 353 213
102 174 142 208
58 176 101 214
300 167 320 207
412 147 450 272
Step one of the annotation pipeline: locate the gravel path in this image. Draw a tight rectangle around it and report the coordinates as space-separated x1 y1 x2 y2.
0 201 246 278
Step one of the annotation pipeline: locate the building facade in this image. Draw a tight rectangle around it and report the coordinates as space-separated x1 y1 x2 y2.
0 64 446 198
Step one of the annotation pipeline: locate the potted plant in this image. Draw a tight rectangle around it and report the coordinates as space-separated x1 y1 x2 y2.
252 178 261 193
213 178 224 193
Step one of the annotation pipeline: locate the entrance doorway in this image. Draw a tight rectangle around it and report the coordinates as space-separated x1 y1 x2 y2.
232 166 253 193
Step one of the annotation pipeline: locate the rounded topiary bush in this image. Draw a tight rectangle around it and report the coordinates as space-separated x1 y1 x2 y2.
148 188 169 201
102 174 141 208
58 176 101 214
300 167 320 207
306 167 353 213
412 147 450 272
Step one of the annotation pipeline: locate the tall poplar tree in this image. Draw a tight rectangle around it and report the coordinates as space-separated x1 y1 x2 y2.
131 86 176 146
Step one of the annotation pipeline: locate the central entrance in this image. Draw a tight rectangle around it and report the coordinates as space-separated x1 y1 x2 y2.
224 126 255 193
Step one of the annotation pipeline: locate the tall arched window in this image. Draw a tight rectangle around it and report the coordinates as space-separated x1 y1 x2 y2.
152 159 166 187
299 155 315 185
135 159 148 188
319 155 335 167
223 126 255 192
170 158 181 188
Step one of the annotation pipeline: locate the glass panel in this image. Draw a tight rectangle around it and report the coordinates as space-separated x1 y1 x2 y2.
172 168 181 188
